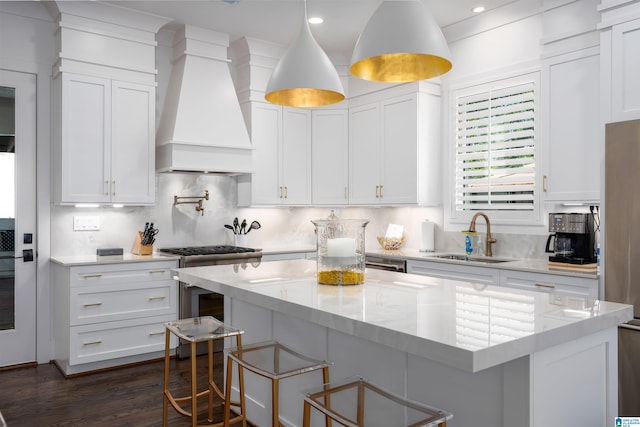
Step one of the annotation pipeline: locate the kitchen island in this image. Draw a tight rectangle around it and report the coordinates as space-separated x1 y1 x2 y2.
174 260 631 427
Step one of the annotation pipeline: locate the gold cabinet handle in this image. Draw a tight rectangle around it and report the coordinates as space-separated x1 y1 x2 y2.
149 270 167 274
379 184 383 198
148 331 165 337
535 283 556 289
279 186 283 198
82 274 102 279
83 340 102 346
543 175 548 193
112 180 116 196
83 302 103 307
148 296 166 301
105 180 109 196
375 185 380 198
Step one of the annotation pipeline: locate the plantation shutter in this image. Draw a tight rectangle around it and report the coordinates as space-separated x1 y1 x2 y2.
455 81 536 212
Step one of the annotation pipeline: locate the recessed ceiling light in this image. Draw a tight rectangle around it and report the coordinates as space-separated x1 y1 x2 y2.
472 6 486 13
308 16 324 24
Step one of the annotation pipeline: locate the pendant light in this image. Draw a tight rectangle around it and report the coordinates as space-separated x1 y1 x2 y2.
265 0 345 107
350 0 452 83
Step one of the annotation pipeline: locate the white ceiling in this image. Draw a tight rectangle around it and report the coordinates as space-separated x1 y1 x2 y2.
106 0 517 60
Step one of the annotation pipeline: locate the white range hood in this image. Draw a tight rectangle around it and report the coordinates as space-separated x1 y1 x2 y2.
156 25 252 174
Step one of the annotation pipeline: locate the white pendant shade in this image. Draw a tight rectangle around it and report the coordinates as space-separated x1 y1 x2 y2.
350 0 452 83
265 5 345 107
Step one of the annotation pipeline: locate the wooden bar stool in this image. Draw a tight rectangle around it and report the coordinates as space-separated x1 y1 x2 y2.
302 376 452 427
223 341 333 427
163 316 246 427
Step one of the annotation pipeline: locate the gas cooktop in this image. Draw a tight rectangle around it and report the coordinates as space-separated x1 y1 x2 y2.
159 245 258 256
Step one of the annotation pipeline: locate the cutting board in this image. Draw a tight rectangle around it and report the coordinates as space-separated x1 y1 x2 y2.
548 261 598 272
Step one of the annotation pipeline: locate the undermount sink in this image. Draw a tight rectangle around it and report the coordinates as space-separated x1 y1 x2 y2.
432 254 515 264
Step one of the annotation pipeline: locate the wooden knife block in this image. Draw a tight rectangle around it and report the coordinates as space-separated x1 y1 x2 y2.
131 231 153 255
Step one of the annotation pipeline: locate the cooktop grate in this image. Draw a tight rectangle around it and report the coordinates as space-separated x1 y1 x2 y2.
159 245 257 256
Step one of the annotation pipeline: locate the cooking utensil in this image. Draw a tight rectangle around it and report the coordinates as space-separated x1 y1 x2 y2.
224 224 235 234
246 220 261 234
233 217 240 234
240 219 247 235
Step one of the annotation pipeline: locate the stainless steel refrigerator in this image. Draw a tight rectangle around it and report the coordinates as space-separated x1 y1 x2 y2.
605 118 640 416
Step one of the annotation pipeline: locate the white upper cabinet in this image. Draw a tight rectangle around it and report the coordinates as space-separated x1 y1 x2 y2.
349 103 381 204
53 73 155 205
349 85 441 206
49 4 168 205
542 48 600 202
281 107 312 204
239 102 311 206
610 18 640 121
311 109 349 205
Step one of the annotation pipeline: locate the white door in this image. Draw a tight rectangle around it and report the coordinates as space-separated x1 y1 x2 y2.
0 70 37 367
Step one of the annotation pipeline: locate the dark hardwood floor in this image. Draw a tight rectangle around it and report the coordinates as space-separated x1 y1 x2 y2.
0 352 239 427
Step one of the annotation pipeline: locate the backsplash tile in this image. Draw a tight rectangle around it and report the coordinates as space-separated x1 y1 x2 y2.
50 174 549 260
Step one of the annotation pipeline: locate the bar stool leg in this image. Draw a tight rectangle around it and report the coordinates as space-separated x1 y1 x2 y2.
302 400 311 427
190 341 198 427
272 378 280 427
224 347 247 427
322 366 331 427
236 335 247 427
208 339 214 423
163 329 171 427
224 357 232 427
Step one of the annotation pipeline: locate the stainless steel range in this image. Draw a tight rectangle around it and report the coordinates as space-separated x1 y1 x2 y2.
159 245 262 357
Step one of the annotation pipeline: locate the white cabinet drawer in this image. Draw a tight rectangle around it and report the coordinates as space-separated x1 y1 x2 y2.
499 270 598 299
69 315 176 365
406 259 500 285
69 261 176 288
70 280 177 326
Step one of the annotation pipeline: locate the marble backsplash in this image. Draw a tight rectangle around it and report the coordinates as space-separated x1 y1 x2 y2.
50 174 550 260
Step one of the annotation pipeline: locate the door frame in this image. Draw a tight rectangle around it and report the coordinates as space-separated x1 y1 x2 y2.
0 69 37 367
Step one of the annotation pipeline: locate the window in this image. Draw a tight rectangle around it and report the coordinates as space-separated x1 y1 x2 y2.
450 72 541 226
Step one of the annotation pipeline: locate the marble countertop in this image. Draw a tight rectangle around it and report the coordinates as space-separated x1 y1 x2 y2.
367 248 599 279
50 253 180 266
260 246 598 279
174 259 630 373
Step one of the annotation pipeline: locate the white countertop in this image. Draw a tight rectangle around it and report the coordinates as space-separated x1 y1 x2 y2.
366 248 599 279
50 252 180 266
174 259 630 373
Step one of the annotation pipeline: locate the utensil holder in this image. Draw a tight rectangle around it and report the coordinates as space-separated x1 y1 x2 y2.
131 231 153 255
234 234 247 248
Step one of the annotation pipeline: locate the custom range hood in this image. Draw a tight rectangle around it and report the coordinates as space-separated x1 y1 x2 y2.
156 25 252 174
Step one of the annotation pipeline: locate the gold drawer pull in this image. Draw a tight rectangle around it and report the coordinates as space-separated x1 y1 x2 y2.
82 274 102 279
149 331 165 337
83 340 102 346
148 296 166 301
83 302 103 307
149 270 167 274
535 283 556 289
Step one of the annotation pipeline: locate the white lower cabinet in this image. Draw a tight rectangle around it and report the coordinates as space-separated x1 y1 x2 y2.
53 260 178 375
499 269 598 299
406 259 500 285
406 259 597 298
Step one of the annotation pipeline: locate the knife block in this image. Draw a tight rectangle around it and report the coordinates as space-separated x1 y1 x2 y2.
131 231 153 255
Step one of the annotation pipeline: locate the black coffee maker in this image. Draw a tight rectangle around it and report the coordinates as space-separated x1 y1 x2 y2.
545 213 597 264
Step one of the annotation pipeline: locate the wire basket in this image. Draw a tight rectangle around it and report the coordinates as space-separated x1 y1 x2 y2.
376 236 405 250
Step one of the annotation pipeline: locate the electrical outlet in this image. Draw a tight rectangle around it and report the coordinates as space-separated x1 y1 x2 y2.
73 216 100 231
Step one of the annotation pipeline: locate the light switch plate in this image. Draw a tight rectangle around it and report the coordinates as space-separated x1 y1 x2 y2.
73 215 100 231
